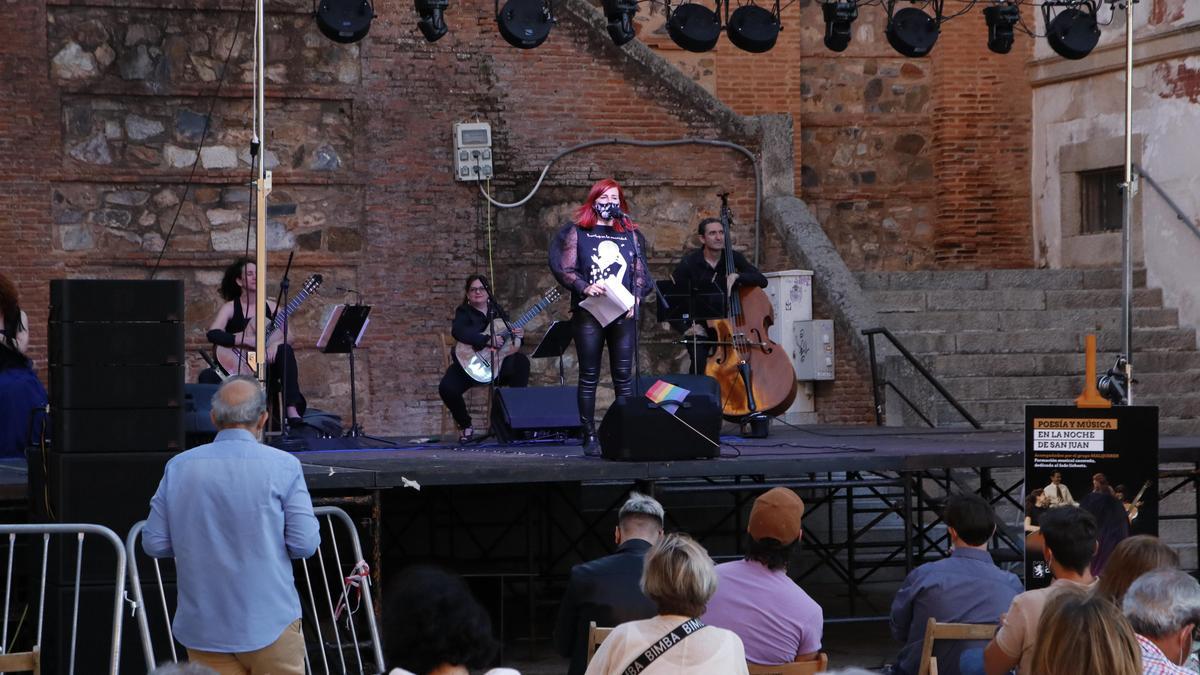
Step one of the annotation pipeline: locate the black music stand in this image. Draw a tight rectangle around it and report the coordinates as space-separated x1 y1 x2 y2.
532 320 573 385
657 279 726 370
318 304 393 445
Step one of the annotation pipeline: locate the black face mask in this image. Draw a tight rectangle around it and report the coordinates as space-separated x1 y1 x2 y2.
592 202 621 220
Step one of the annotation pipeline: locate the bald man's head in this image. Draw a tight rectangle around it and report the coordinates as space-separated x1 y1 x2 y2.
210 376 268 431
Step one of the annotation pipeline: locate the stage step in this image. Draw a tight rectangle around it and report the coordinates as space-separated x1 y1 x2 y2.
861 268 1200 432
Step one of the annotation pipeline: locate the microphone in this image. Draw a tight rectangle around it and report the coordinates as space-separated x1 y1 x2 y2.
610 206 629 221
335 286 360 295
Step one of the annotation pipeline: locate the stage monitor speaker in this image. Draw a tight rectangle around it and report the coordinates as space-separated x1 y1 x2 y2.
50 279 184 323
27 450 175 585
49 321 184 366
490 386 582 442
52 407 184 453
599 374 722 461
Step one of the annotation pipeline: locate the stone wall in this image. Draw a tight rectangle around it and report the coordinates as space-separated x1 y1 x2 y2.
9 0 878 435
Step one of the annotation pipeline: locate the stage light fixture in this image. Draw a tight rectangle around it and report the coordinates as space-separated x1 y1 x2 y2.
983 2 1020 54
415 0 449 42
726 1 781 53
497 0 555 48
668 2 723 52
603 0 640 45
315 0 375 43
886 4 939 57
1044 3 1100 60
821 0 858 52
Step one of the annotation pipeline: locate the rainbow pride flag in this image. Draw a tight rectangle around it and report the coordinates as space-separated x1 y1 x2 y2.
645 379 690 416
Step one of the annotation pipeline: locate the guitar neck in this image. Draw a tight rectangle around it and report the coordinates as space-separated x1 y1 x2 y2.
266 286 315 339
510 296 553 330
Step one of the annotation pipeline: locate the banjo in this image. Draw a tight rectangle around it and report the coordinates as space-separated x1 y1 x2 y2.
455 287 561 383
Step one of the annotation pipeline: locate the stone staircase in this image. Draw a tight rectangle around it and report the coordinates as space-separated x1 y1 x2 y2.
858 268 1200 435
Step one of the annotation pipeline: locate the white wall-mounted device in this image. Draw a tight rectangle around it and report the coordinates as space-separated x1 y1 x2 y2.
453 122 493 182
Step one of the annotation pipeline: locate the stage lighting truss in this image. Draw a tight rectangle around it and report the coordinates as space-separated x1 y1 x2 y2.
884 0 944 57
1041 0 1102 59
315 0 375 43
667 0 725 52
821 0 859 52
725 0 784 52
496 0 556 48
414 0 450 41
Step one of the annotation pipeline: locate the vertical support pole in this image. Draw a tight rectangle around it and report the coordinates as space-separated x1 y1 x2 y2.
845 475 857 615
902 472 914 572
867 334 883 426
1120 0 1136 403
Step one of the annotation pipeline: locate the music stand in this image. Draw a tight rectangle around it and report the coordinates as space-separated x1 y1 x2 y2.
318 304 393 445
656 279 726 327
532 320 574 385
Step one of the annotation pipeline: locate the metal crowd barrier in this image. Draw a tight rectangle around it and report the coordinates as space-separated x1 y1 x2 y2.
126 506 385 674
0 523 127 675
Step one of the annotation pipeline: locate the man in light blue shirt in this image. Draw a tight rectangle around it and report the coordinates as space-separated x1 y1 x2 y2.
144 376 320 673
889 493 1023 675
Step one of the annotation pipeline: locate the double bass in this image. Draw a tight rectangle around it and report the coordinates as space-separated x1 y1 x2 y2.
704 195 798 419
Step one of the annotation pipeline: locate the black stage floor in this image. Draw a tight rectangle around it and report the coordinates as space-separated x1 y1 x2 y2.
289 426 1200 491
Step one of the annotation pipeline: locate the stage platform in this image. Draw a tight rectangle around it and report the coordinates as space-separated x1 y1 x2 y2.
289 426 1200 491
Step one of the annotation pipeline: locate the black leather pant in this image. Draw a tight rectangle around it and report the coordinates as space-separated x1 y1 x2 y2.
574 310 636 426
439 353 531 429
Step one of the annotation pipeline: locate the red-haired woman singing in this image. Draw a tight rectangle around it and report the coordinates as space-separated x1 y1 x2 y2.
549 179 651 455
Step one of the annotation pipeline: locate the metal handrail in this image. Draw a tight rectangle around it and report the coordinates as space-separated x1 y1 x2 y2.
862 326 982 429
1134 164 1200 243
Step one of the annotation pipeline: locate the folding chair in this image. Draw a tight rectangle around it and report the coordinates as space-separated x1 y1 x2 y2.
917 619 997 675
747 652 829 674
586 621 614 664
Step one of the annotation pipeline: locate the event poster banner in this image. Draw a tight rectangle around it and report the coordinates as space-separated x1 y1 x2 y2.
1024 405 1158 589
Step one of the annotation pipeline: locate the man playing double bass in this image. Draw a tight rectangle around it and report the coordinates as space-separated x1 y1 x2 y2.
671 217 767 375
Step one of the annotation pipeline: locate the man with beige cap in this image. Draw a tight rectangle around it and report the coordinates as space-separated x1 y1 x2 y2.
702 487 824 665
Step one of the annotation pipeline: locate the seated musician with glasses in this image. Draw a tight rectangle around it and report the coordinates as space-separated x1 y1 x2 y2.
439 274 529 444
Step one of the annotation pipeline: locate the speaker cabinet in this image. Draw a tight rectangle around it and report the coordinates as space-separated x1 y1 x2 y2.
50 279 184 323
490 386 582 442
27 450 175 585
599 375 722 461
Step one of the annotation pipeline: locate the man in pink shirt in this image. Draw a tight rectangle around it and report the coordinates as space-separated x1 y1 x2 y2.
702 487 823 666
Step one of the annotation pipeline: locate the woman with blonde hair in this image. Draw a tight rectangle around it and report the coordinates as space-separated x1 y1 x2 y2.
585 533 748 674
1029 587 1140 675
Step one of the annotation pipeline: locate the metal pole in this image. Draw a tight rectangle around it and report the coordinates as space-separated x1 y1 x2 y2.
1120 0 1136 403
254 0 271 383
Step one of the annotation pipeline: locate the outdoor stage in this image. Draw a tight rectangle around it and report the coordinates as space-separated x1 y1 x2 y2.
277 425 1200 627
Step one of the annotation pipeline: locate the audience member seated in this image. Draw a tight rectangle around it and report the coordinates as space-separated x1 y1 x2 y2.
585 533 748 674
1095 535 1179 603
1123 568 1200 674
703 487 822 666
983 506 1098 674
1080 472 1130 576
555 492 666 675
0 272 47 459
1030 587 1141 675
383 565 519 675
889 493 1022 675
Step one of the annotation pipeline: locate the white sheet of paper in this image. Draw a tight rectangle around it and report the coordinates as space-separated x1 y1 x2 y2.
579 277 635 327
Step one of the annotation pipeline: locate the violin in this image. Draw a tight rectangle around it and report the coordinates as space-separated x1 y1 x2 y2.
703 195 798 419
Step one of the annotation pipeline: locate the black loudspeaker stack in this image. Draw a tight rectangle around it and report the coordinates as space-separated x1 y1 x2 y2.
490 385 582 442
599 374 723 461
30 279 185 672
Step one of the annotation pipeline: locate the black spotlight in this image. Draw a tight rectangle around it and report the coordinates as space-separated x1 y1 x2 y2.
602 0 639 45
497 0 554 48
983 2 1020 54
1045 4 1100 59
415 0 449 41
886 5 939 57
821 0 858 52
726 3 781 53
315 0 375 43
668 2 723 52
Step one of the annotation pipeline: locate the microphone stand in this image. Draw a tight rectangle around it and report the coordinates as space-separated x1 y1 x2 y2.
473 278 512 444
625 214 667 398
271 251 297 443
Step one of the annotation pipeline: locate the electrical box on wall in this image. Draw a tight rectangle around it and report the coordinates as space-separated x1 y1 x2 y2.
793 319 835 381
453 122 493 182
